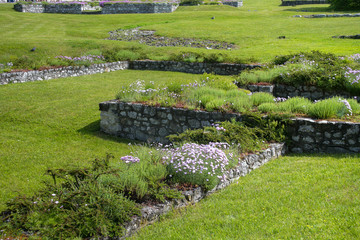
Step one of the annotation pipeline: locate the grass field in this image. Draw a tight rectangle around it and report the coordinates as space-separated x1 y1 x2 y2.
1 0 360 238
0 0 359 67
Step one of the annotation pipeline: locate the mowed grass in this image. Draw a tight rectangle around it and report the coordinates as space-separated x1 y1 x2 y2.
131 154 360 239
0 0 359 65
0 70 206 210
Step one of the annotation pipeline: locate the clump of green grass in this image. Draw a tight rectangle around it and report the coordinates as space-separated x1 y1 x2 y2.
250 92 274 106
308 97 351 119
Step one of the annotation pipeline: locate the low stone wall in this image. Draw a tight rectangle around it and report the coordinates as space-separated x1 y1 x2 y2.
0 61 259 85
14 3 44 13
99 101 360 154
222 1 243 7
14 3 83 14
101 3 178 14
288 118 360 154
99 101 242 143
0 61 128 85
130 60 260 75
122 143 285 238
281 0 329 6
240 84 352 101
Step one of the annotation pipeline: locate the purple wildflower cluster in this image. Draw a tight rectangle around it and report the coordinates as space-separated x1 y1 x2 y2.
345 67 360 85
212 123 226 132
120 155 140 163
349 54 360 63
180 80 207 91
338 98 353 116
164 143 229 184
273 97 288 102
55 55 105 62
119 80 158 97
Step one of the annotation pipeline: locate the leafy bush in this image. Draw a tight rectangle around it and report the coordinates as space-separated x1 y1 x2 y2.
1 155 140 239
168 119 268 153
329 0 360 10
179 0 203 6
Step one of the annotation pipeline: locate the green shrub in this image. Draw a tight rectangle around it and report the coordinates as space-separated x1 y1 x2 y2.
179 0 203 6
329 0 360 10
250 92 274 106
308 98 349 119
168 119 267 153
1 155 140 239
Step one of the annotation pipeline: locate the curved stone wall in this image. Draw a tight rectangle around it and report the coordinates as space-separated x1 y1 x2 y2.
0 61 128 85
99 101 360 154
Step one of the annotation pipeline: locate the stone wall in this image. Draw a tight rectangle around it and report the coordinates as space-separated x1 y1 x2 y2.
130 60 260 75
0 61 258 85
240 84 353 101
99 101 242 144
122 143 285 238
14 3 82 14
99 101 360 154
14 3 44 13
0 61 128 85
222 1 243 7
294 13 360 18
101 3 178 14
281 0 329 6
288 118 360 154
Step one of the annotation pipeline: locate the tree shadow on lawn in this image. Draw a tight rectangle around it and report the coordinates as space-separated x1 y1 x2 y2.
77 119 138 144
282 6 335 13
285 152 360 159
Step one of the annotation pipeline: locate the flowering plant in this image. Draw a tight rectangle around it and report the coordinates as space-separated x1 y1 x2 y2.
164 143 233 190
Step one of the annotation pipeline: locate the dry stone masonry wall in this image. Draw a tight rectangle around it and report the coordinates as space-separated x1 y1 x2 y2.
0 61 128 85
130 60 260 75
222 1 243 7
14 3 82 14
99 101 360 154
102 3 178 14
288 118 360 154
0 61 258 85
240 84 353 101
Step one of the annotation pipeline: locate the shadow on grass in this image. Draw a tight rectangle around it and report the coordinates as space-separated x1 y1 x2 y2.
282 6 334 12
77 119 138 144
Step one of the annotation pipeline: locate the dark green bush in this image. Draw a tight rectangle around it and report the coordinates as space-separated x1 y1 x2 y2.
1 155 140 239
167 118 284 153
329 0 360 10
179 0 204 6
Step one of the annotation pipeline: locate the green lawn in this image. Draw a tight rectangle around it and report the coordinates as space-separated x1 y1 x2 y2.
0 0 359 67
131 154 360 239
0 70 206 210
